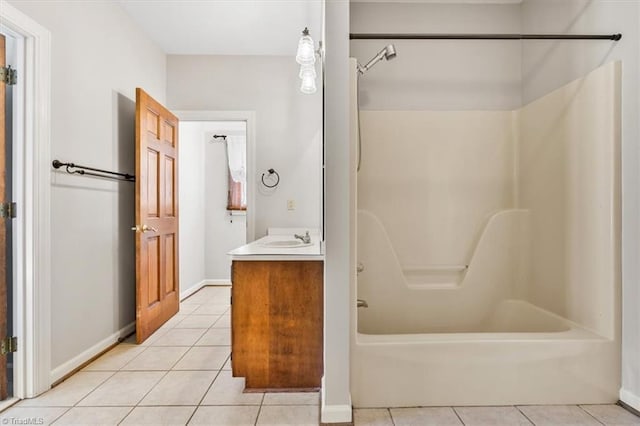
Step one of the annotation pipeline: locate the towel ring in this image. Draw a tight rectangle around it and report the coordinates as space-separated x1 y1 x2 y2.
261 168 280 188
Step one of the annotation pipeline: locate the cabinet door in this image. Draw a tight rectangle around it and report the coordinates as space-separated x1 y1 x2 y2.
231 261 323 389
231 261 270 382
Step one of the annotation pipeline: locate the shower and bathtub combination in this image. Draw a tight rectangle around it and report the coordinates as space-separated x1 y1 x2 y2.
350 46 622 407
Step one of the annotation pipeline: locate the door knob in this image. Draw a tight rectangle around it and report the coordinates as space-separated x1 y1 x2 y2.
131 224 158 233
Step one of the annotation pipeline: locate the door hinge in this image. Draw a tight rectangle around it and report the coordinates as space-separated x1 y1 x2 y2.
1 336 17 355
0 202 16 219
0 65 17 85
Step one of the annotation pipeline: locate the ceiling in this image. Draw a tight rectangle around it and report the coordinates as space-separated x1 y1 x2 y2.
118 0 323 56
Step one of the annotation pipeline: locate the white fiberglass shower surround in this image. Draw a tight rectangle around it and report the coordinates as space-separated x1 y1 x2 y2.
350 60 621 407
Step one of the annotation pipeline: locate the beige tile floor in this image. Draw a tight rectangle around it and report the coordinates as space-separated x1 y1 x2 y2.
1 286 638 425
0 287 319 425
353 404 640 425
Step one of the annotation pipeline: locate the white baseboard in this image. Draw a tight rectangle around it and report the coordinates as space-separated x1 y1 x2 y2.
50 321 135 383
321 376 353 423
203 279 231 286
180 279 231 302
620 388 640 412
180 280 207 301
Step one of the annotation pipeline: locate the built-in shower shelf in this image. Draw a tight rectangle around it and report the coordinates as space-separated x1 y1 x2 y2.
403 265 469 289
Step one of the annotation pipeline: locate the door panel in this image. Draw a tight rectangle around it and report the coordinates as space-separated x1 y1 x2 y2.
147 236 160 305
147 149 159 217
135 88 179 343
164 157 175 216
165 234 175 293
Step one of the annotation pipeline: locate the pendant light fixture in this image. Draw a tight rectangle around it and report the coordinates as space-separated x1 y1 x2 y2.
296 27 317 94
296 27 316 65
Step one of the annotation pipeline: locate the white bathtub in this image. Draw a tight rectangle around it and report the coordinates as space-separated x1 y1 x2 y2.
352 300 618 407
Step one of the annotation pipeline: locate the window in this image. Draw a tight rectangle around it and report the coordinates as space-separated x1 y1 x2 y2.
227 170 246 211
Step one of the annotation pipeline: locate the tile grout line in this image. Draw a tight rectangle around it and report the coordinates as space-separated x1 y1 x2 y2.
254 393 266 426
387 407 396 426
115 405 137 426
120 369 171 408
65 370 118 409
44 406 73 425
451 406 466 425
117 342 192 372
577 405 606 425
388 407 396 426
184 361 226 424
515 405 536 425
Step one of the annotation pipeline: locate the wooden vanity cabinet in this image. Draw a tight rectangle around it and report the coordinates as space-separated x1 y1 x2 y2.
231 260 323 391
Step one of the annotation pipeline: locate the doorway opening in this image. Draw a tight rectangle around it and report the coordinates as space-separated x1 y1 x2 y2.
178 114 255 298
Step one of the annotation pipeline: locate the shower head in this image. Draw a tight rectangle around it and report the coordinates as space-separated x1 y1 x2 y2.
383 44 397 60
358 44 397 75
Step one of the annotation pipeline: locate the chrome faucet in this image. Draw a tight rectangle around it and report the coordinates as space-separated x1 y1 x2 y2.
294 231 311 244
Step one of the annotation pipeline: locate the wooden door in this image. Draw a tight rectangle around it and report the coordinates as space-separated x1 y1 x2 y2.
135 88 179 343
0 34 8 400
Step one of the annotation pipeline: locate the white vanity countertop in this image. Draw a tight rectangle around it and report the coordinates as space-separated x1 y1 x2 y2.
228 228 324 261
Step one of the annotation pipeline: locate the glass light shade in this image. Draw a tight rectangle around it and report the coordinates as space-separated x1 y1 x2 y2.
296 34 316 65
299 63 316 79
300 74 317 94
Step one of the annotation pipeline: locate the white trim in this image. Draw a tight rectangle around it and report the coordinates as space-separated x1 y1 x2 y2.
174 110 257 242
180 280 231 302
49 322 135 384
321 377 353 423
0 0 52 399
180 280 207 301
620 388 640 412
203 279 231 286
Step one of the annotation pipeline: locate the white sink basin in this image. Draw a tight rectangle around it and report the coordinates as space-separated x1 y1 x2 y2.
261 240 312 248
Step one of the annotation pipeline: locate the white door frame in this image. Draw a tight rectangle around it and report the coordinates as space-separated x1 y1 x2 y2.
174 110 256 242
0 0 52 399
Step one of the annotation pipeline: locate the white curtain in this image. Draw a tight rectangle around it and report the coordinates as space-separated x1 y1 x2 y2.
226 136 247 205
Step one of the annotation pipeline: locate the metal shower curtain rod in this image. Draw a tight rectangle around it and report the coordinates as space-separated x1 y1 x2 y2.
349 33 622 41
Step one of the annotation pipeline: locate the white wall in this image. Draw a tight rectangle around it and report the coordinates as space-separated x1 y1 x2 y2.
7 0 166 374
521 0 640 410
178 122 206 294
350 2 522 110
323 2 353 423
166 55 322 238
